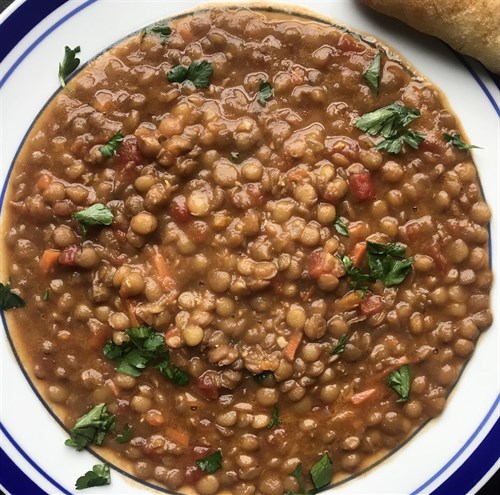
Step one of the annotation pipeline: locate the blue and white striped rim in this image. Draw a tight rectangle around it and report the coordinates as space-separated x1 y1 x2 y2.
0 1 498 494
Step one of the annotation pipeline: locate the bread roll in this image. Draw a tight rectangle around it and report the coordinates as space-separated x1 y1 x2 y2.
361 0 500 73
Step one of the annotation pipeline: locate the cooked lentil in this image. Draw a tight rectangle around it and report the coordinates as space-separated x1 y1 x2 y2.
2 7 492 495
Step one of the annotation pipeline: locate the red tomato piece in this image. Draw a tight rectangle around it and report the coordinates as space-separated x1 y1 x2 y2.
349 172 375 201
196 373 220 400
114 136 143 167
58 245 79 266
170 196 192 224
359 294 384 316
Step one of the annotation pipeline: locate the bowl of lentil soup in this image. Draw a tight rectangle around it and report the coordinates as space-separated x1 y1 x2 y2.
0 1 498 494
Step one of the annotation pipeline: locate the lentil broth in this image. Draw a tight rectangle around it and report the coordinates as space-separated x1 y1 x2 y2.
2 7 493 495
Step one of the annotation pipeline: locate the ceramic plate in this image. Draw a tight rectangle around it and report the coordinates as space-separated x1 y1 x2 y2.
0 1 499 494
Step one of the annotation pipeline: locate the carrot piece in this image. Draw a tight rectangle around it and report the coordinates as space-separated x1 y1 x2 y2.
164 327 182 348
165 426 190 448
351 388 377 405
351 242 367 267
146 410 165 427
179 27 194 42
126 300 139 327
284 331 302 362
150 247 176 291
333 290 363 312
39 249 61 275
359 294 384 316
36 174 52 191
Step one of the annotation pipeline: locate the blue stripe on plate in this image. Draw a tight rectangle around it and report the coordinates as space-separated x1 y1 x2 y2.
0 1 498 494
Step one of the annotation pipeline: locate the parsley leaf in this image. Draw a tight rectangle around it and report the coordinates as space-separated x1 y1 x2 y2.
253 370 272 384
230 151 241 163
310 453 333 491
366 241 414 287
73 203 113 239
196 450 223 474
268 406 281 429
290 463 306 494
341 255 374 289
115 424 132 444
75 463 111 490
65 403 115 451
100 131 124 158
167 60 213 88
364 52 381 94
387 364 411 402
43 289 49 301
333 217 349 237
355 103 420 138
156 360 190 386
0 282 25 311
331 334 349 356
142 24 172 44
443 132 481 150
257 80 273 105
58 45 81 90
376 130 425 154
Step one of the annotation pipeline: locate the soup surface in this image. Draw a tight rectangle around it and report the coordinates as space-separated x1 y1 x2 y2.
2 7 493 495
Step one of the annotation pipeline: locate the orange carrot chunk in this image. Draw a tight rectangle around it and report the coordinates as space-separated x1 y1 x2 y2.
284 331 302 362
39 249 61 275
165 426 190 448
351 241 367 267
333 290 363 312
351 388 377 405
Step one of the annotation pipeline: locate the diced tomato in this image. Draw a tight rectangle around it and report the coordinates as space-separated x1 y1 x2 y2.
58 245 79 266
338 33 366 53
191 446 212 461
114 136 143 167
349 172 375 201
420 139 444 154
184 465 203 485
170 196 192 224
427 240 448 274
196 373 220 400
308 250 344 279
359 294 384 316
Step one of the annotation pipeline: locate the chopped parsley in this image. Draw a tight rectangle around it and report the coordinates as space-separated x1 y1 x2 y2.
75 463 111 490
331 334 350 356
103 326 189 385
58 45 81 90
341 241 414 289
0 282 25 311
290 463 306 494
253 370 272 384
115 424 132 444
65 403 115 451
267 406 281 429
310 453 333 491
167 60 213 88
230 151 241 163
142 24 172 44
364 52 381 94
196 450 223 474
355 103 423 154
43 289 49 301
443 132 481 150
333 217 349 237
100 131 124 158
387 364 411 402
73 203 114 238
257 80 273 105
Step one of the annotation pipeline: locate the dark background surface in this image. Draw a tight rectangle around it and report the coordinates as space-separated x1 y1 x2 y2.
0 0 498 494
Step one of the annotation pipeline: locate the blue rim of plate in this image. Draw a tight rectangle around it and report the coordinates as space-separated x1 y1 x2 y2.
0 1 499 494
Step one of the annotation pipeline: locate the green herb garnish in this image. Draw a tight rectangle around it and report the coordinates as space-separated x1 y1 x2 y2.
387 364 411 402
43 289 49 301
196 450 223 474
65 403 115 451
310 453 333 491
75 464 111 490
230 151 241 163
142 24 172 44
58 45 81 90
155 360 190 386
268 406 281 429
443 132 481 150
290 463 306 494
333 217 349 237
253 371 272 384
257 80 273 105
73 203 113 239
0 282 25 311
115 424 132 444
355 103 423 154
331 334 350 356
167 60 213 88
364 52 381 94
100 131 124 158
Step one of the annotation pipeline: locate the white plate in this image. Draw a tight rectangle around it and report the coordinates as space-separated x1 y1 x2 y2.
1 1 499 494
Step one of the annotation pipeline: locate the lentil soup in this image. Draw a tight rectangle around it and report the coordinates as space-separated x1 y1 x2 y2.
1 6 493 495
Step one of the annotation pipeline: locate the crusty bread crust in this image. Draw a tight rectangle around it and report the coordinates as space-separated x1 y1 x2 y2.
362 0 500 73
